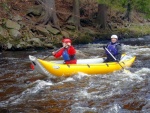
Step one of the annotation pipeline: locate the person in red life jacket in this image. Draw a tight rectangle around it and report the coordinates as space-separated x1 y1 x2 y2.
104 35 122 62
52 38 77 64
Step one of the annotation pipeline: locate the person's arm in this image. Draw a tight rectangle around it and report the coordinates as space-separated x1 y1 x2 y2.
68 46 76 55
53 48 64 58
116 44 122 60
103 43 109 56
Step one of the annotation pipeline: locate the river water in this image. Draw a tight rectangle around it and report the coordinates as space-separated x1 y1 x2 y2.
0 37 150 113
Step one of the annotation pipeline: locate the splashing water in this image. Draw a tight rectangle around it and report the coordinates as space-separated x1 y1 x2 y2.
0 40 150 112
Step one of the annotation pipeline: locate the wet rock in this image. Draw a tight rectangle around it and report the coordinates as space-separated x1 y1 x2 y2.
16 41 27 49
46 25 60 35
82 27 98 34
36 26 49 36
0 26 3 32
0 26 4 36
43 43 54 48
27 5 43 16
7 42 13 49
67 16 74 24
16 44 21 48
66 25 76 30
9 29 21 39
0 26 9 37
13 15 22 21
61 31 69 37
22 30 34 39
28 38 43 46
5 19 21 30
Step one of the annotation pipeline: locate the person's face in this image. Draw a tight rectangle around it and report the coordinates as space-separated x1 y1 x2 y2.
62 42 67 47
111 38 117 43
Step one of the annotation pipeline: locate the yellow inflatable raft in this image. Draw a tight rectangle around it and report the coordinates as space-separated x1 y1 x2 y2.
29 54 136 77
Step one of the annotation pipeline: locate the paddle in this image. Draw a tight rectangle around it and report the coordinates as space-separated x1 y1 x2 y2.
43 47 64 60
103 47 130 73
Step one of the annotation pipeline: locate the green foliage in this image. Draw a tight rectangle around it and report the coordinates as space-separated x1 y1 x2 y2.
97 0 150 18
1 2 10 12
134 0 150 18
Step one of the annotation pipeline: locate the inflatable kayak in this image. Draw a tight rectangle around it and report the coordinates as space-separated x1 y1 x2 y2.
29 54 136 77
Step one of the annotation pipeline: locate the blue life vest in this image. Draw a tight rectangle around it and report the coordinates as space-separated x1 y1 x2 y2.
106 42 119 56
63 49 70 61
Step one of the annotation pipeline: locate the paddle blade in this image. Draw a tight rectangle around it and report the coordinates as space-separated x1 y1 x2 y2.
30 63 34 70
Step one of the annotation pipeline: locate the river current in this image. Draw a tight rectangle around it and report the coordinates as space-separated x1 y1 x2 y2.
0 37 150 113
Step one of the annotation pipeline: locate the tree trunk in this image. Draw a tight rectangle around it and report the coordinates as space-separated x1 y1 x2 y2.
97 4 107 29
73 0 80 30
37 0 59 28
122 0 131 21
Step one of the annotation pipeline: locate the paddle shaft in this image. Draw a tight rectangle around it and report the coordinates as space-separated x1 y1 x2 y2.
43 47 64 60
104 47 124 69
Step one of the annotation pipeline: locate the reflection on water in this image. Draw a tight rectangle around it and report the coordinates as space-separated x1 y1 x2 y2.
0 42 150 112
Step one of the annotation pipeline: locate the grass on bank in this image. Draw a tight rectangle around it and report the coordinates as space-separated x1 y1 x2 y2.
117 23 150 38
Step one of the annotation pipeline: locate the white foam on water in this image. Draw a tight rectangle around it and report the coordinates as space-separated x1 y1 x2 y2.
73 72 90 80
71 102 97 113
75 89 91 100
28 80 53 93
94 89 122 100
102 103 121 113
71 106 97 113
0 80 53 107
135 68 150 75
123 45 150 56
121 72 143 82
62 77 75 82
142 101 150 112
122 68 150 82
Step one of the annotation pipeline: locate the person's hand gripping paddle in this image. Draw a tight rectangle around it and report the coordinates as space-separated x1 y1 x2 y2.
30 47 64 70
104 47 131 73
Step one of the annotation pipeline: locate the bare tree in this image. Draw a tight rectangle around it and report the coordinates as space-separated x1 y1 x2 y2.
73 0 80 30
122 0 131 21
97 4 107 29
37 0 59 28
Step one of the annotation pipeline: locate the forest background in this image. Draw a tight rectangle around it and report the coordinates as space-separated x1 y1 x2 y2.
0 0 150 50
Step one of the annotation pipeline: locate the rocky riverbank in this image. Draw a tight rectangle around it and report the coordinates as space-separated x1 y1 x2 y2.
0 0 150 51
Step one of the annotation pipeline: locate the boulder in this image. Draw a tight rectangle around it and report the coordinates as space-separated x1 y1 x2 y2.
61 31 70 37
0 26 4 36
7 42 13 49
82 27 98 34
27 5 43 16
6 19 21 30
0 26 9 38
66 25 76 30
36 26 49 36
46 25 60 35
28 38 43 46
43 43 54 48
67 16 74 24
9 29 21 39
16 44 21 48
16 41 27 48
13 15 22 21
